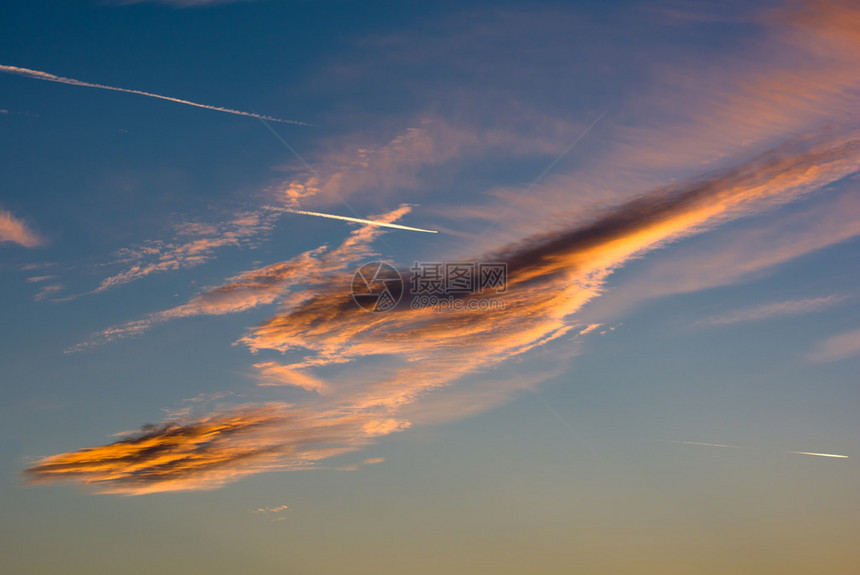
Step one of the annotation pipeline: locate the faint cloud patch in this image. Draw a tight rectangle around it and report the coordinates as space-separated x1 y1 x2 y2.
92 210 277 293
696 295 849 327
33 283 65 302
806 328 860 363
268 117 582 210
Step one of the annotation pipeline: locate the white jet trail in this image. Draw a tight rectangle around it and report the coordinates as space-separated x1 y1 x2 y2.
665 440 849 460
0 64 307 126
787 451 848 459
268 206 438 234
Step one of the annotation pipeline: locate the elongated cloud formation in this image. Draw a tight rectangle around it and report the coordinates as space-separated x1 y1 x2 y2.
26 129 860 494
697 296 848 327
24 403 407 494
585 187 860 321
70 205 412 350
0 64 307 126
255 362 330 394
0 207 42 247
243 131 860 365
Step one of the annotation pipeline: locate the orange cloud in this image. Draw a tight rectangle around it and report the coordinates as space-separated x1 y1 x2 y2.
243 131 860 361
0 207 42 248
254 362 330 394
578 324 602 335
237 132 860 427
24 403 407 495
586 187 860 320
29 130 860 494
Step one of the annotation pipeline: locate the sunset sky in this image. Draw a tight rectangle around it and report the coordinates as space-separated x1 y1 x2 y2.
2 1 859 573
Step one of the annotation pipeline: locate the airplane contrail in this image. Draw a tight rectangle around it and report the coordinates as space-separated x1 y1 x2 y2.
0 64 308 126
787 451 848 459
664 440 849 460
267 206 439 234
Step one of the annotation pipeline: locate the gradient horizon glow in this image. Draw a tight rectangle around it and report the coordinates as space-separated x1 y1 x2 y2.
2 1 859 573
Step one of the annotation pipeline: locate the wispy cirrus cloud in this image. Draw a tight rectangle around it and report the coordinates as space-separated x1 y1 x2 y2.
696 295 849 327
28 127 860 494
92 210 277 294
26 275 56 283
408 0 860 256
268 117 583 210
0 207 42 248
603 0 860 179
806 328 860 363
70 205 412 351
33 283 65 302
24 0 860 495
27 273 65 302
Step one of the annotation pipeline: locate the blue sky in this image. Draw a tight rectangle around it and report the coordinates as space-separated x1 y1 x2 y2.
2 1 859 573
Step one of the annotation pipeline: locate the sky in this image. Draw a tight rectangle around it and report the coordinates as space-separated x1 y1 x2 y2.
1 0 859 573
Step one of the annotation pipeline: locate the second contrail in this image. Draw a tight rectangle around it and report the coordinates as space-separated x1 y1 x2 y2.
0 64 308 126
663 440 849 460
267 206 438 234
